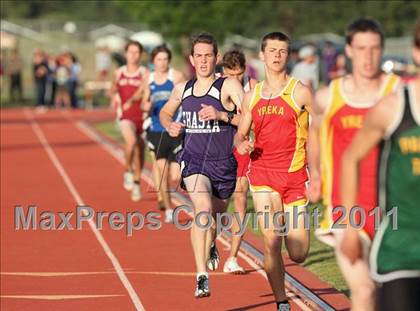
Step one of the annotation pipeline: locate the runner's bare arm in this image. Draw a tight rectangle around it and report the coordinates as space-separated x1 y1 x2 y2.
108 70 118 97
141 81 151 112
340 91 398 263
198 77 244 126
160 81 187 137
108 69 121 110
123 69 150 110
234 90 254 155
306 86 329 202
225 77 245 126
294 81 315 115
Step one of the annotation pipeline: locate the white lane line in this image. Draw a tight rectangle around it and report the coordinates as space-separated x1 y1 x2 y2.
24 110 145 311
1 294 123 301
1 271 227 277
77 121 312 311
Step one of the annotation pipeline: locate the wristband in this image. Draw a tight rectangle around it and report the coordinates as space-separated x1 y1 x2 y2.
227 111 235 124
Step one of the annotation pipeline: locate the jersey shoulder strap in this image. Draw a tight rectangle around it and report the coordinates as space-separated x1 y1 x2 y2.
324 77 346 117
148 72 154 84
168 68 174 81
249 81 263 111
381 73 400 97
181 79 196 100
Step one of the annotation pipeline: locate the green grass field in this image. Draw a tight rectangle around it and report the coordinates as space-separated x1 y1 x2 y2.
94 120 349 296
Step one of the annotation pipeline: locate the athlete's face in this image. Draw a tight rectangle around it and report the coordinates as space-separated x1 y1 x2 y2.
125 45 142 66
260 39 289 72
346 32 383 79
190 43 217 78
153 51 170 73
223 66 245 83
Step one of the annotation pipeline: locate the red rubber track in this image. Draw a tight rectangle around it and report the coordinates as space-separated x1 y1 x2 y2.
1 108 350 311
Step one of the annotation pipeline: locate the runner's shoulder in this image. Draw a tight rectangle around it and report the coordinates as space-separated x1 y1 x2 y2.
294 80 313 107
223 76 243 92
172 69 186 84
172 80 189 98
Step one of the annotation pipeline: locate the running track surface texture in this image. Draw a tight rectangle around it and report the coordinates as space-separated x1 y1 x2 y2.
1 108 350 311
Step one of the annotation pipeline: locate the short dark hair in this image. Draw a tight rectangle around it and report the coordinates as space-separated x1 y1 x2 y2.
261 32 290 52
345 18 384 47
125 40 144 53
190 32 218 56
222 49 246 70
151 44 172 62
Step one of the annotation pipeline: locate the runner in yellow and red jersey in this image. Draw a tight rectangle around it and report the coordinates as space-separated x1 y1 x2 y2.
307 18 400 311
235 32 314 311
318 72 398 240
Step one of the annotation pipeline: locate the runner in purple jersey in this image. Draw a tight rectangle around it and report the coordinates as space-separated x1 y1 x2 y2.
160 33 244 298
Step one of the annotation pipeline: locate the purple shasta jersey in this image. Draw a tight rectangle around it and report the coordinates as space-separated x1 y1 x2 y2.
177 77 237 199
179 77 236 160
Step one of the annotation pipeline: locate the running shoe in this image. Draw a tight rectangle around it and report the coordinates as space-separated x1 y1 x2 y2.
223 257 245 274
123 171 134 191
194 275 210 298
131 183 142 201
277 302 291 311
207 242 220 271
165 209 174 223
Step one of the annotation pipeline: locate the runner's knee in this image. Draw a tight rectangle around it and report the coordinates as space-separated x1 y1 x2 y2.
286 236 309 263
194 200 211 214
288 248 308 263
263 232 282 256
233 192 247 212
126 140 136 152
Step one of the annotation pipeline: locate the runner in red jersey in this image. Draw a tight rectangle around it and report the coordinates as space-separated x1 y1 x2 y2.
221 49 257 274
110 40 148 201
235 32 314 311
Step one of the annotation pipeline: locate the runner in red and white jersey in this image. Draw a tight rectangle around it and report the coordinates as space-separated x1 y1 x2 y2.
110 40 148 201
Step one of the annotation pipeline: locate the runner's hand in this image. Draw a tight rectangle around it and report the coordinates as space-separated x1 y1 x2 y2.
237 140 254 155
307 175 321 202
167 122 185 137
199 104 220 121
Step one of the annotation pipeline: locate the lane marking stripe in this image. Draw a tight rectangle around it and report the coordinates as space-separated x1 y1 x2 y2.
1 294 123 300
24 110 145 311
1 271 228 277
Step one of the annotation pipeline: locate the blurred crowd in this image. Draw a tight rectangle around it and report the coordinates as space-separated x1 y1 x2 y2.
1 48 81 109
32 49 81 109
210 40 349 91
0 36 413 108
288 41 348 89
